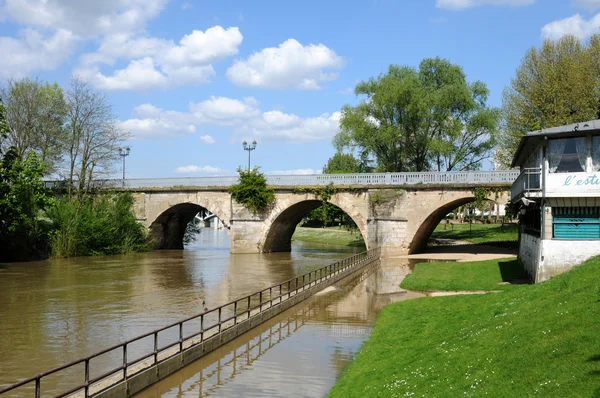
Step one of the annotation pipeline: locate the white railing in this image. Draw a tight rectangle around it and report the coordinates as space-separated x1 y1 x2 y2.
44 170 520 190
511 168 542 201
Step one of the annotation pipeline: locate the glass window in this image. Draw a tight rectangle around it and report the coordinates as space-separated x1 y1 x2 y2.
548 137 587 173
592 136 600 172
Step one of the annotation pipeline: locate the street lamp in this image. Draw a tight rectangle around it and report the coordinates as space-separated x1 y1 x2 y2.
242 140 257 170
118 146 130 182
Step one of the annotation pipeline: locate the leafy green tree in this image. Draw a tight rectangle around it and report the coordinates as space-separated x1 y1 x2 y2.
1 78 68 174
0 101 52 261
498 35 600 168
229 167 275 213
323 152 374 173
335 58 499 172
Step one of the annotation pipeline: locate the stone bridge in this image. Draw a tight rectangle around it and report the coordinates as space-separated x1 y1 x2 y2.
120 171 516 257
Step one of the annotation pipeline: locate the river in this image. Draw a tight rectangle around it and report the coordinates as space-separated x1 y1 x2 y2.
0 228 415 397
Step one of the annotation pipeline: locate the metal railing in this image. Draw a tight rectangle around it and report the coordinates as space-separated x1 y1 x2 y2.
511 168 542 201
0 249 380 398
43 170 519 190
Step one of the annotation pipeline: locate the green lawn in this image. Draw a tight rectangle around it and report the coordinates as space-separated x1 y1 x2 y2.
330 256 600 397
430 222 518 245
400 258 528 292
292 226 365 247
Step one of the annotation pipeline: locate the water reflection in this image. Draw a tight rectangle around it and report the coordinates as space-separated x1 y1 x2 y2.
136 260 422 398
0 229 363 394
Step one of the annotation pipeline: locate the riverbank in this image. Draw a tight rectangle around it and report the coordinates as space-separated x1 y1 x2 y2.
330 256 600 397
430 222 518 247
292 226 365 247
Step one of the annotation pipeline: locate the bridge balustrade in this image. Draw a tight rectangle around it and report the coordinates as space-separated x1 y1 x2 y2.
44 171 519 190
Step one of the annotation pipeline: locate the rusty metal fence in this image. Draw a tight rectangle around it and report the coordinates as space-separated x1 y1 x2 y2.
0 248 380 398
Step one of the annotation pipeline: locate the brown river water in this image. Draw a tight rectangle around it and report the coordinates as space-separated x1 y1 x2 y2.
0 229 417 397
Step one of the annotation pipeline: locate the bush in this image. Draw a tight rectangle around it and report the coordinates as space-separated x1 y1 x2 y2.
228 167 275 213
48 192 149 257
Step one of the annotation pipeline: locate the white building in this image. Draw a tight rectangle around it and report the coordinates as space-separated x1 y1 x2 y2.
512 119 600 282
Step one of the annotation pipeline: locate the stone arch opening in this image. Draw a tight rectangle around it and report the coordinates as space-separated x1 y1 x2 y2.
150 203 226 250
262 200 367 253
408 197 499 254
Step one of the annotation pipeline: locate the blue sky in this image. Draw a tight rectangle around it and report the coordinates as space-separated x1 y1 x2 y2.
0 0 598 178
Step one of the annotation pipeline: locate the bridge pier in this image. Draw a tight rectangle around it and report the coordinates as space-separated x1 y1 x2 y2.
367 217 409 257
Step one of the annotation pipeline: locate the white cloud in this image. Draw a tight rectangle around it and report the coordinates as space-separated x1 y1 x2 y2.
226 39 344 90
175 165 222 174
120 104 196 138
573 0 600 11
2 0 168 37
267 169 322 175
77 26 243 90
200 135 216 144
436 0 534 9
122 96 341 143
541 13 600 40
0 28 77 78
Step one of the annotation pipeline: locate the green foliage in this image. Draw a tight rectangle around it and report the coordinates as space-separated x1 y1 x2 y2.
0 100 53 261
2 78 68 175
498 34 600 167
323 152 372 173
331 256 600 396
47 193 149 257
335 58 499 172
228 167 275 213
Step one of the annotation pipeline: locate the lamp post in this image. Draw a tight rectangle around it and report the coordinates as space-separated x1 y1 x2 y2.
118 146 130 183
242 140 257 170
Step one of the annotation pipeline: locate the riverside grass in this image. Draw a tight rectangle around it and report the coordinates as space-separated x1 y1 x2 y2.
292 226 365 247
330 257 600 397
401 258 528 292
430 223 518 245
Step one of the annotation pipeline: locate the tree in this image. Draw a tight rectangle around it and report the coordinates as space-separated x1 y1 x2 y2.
64 78 128 199
497 35 600 168
1 78 68 174
335 58 499 172
0 100 51 261
323 152 362 174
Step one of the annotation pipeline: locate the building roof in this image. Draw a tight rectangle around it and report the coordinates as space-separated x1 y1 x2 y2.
511 119 600 168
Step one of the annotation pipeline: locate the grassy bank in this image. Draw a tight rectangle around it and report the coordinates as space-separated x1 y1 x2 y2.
400 258 528 292
330 257 600 397
292 226 365 247
430 222 518 245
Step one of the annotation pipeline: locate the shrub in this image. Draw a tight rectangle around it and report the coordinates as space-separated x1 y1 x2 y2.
228 167 275 214
48 192 149 257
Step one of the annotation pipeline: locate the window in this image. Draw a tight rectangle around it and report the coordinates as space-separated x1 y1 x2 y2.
553 207 600 239
521 205 541 237
592 136 600 172
548 137 587 173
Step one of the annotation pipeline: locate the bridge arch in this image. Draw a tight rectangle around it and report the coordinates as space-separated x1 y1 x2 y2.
408 193 506 254
150 202 229 250
260 194 368 253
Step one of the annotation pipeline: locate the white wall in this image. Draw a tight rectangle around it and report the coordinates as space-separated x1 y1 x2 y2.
539 240 600 281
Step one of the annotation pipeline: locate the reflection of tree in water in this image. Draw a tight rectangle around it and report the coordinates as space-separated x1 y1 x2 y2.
183 216 203 245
